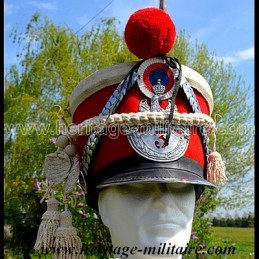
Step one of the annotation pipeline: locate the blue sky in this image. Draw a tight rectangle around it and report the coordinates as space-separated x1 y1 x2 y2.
4 1 254 214
4 0 254 88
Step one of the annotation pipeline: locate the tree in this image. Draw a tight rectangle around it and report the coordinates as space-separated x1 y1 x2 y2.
4 12 253 257
4 13 133 258
176 32 254 208
212 217 220 227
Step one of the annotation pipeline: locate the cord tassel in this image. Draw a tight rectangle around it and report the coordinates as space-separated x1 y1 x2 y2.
34 198 60 254
53 209 84 259
207 131 227 184
207 151 227 184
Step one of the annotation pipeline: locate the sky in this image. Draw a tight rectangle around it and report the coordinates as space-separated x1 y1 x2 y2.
4 0 254 214
4 0 254 89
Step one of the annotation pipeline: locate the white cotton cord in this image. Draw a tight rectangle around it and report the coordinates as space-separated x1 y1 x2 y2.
68 111 215 137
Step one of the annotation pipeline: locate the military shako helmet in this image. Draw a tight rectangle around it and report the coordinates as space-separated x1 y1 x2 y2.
69 7 227 210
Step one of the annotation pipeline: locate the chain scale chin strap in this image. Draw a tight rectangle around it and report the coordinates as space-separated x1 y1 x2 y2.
80 57 209 182
180 78 210 177
81 62 141 179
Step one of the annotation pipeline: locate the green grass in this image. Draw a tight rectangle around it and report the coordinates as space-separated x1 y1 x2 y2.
211 226 254 258
6 227 255 258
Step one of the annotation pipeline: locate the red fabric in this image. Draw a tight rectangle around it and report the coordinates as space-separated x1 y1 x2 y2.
73 82 209 173
124 8 176 59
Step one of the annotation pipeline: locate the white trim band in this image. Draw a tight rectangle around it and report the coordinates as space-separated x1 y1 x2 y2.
69 62 214 116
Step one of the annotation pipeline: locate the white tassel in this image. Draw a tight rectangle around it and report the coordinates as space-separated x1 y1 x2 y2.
207 151 227 184
53 209 84 259
34 198 60 254
207 130 228 184
36 106 84 257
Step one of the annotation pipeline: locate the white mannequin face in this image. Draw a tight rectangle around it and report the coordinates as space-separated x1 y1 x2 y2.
98 183 195 259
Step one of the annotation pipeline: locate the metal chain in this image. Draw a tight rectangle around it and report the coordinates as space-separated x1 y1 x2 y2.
164 56 182 146
81 64 140 178
181 80 210 173
80 58 209 182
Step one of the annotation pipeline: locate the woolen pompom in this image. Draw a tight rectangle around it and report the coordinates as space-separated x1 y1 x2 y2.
124 8 176 59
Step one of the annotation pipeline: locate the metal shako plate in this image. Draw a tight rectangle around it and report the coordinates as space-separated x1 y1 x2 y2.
125 57 189 162
125 125 190 162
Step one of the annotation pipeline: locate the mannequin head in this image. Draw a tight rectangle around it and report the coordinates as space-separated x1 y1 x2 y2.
98 182 195 258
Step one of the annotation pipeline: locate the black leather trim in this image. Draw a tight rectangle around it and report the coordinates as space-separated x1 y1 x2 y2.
85 156 214 210
94 156 212 186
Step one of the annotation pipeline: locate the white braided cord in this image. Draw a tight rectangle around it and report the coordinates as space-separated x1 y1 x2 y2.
69 112 215 138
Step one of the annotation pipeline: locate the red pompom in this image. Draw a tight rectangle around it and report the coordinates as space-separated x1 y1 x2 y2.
124 8 176 59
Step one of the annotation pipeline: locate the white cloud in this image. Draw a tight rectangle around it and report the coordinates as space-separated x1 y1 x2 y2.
217 47 254 64
236 47 254 60
4 3 19 16
28 1 57 11
191 27 211 40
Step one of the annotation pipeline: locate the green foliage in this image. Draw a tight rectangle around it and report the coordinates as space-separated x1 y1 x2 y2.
5 13 132 258
212 214 254 228
183 188 218 259
173 32 254 209
4 12 253 257
172 31 253 258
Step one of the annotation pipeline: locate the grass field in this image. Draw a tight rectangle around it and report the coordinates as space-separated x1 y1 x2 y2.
5 227 255 258
211 226 254 258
